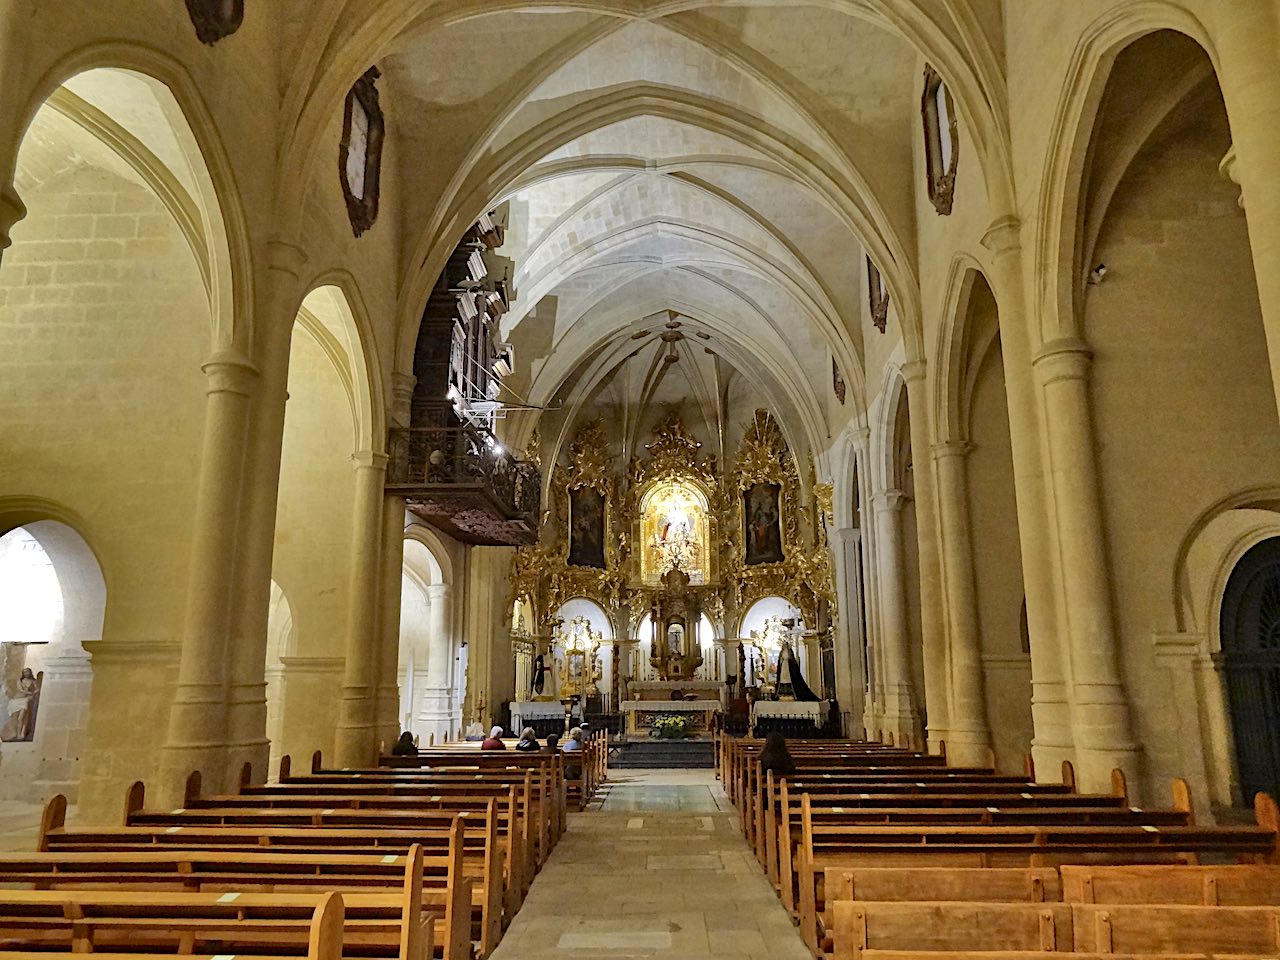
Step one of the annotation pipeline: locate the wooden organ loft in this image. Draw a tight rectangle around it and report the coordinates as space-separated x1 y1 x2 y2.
387 210 540 545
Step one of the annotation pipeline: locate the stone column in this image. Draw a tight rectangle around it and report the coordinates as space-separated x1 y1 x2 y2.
1212 6 1280 419
901 362 950 752
333 452 389 767
614 639 637 701
159 351 258 800
1034 338 1140 792
871 489 923 748
828 527 867 734
982 216 1074 777
417 582 455 741
225 241 306 785
931 441 994 765
374 500 406 752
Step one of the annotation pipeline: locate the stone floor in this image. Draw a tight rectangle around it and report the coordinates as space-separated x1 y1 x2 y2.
489 769 811 959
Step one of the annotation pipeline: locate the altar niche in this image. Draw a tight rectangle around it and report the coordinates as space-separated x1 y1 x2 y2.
641 480 710 585
648 568 705 681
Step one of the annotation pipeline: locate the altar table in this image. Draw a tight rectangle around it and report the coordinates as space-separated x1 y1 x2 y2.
750 699 831 727
620 699 722 737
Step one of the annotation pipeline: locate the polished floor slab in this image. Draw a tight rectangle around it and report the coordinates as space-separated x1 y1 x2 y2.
490 770 810 959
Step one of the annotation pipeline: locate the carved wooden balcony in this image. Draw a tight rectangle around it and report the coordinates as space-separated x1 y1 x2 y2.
387 424 540 546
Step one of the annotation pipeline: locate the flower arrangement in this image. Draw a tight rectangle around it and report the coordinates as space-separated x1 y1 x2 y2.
651 714 692 740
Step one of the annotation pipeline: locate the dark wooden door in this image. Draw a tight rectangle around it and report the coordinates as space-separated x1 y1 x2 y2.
1218 537 1280 805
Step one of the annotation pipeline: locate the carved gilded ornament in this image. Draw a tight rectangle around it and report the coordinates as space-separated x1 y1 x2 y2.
509 410 836 644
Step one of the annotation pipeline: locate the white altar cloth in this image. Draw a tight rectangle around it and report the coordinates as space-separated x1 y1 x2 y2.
510 700 578 731
620 700 722 713
751 699 831 727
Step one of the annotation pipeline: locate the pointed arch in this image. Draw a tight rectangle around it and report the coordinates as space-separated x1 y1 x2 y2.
296 279 387 456
1032 3 1217 345
9 44 252 351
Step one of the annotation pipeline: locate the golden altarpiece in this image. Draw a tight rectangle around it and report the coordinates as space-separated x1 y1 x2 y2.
508 409 836 736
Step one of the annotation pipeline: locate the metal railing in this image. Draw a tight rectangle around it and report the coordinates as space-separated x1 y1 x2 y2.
387 424 540 522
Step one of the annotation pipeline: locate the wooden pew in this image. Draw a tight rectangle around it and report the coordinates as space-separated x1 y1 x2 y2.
0 848 469 960
792 795 1277 953
1061 863 1280 905
828 899 1074 959
301 751 568 847
1071 903 1280 955
0 890 345 960
36 795 496 959
164 773 534 910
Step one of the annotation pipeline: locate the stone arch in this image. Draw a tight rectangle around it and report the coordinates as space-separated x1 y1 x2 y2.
1033 3 1217 345
0 61 244 816
400 532 458 742
1070 26 1280 804
0 505 103 804
943 269 1030 772
932 256 994 442
295 276 389 456
1171 497 1280 810
10 47 250 350
262 580 295 776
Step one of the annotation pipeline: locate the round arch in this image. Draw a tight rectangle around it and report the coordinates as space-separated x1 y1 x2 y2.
0 508 103 803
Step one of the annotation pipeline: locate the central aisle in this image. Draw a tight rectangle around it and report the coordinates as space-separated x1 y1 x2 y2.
489 770 811 959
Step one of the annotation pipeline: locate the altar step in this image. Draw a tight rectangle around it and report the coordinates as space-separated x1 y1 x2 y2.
611 739 715 769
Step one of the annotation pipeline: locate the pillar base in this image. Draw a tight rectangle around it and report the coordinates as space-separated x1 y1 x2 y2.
156 742 228 807
944 723 994 768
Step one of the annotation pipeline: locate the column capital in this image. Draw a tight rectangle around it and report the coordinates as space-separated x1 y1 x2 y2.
828 526 861 546
1032 337 1093 385
391 372 417 428
1218 144 1245 210
900 359 928 384
0 183 26 251
425 582 449 601
265 238 309 279
201 350 260 397
931 439 973 460
351 449 390 472
980 214 1023 256
872 489 907 513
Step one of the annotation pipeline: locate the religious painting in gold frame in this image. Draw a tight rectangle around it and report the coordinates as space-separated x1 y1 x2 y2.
568 487 606 569
639 480 710 585
743 482 784 565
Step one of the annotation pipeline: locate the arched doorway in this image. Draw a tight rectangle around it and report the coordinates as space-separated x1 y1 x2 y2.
0 519 103 802
1218 537 1280 804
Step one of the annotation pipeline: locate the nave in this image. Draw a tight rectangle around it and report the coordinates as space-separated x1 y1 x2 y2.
490 770 810 959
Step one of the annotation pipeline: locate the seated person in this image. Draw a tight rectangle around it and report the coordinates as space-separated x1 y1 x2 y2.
514 726 541 751
758 731 796 778
390 730 417 756
480 725 507 750
562 726 585 779
543 733 560 754
463 721 486 742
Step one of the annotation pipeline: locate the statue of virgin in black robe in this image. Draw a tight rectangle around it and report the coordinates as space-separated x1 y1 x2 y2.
774 640 819 702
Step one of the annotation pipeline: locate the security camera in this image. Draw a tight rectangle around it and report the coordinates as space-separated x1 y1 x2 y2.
1087 264 1108 286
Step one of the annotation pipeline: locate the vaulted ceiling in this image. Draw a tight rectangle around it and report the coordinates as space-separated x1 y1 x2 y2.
290 1 1007 461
